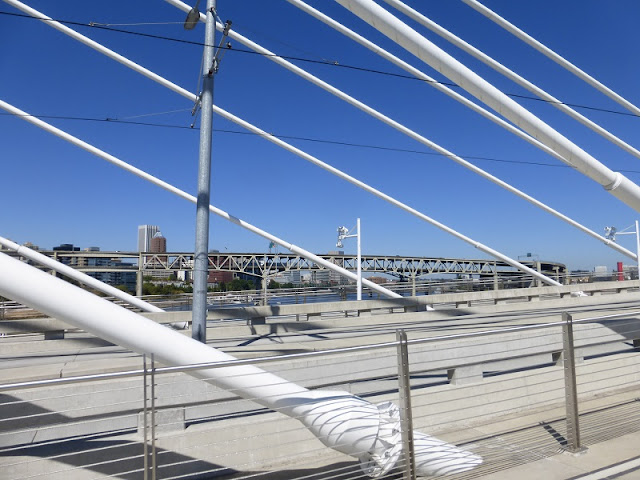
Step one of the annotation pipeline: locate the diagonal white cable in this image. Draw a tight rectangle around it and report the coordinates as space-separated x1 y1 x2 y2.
462 0 640 118
336 0 640 214
383 0 640 163
286 0 566 163
283 0 635 262
2 0 559 285
0 100 399 298
0 235 163 312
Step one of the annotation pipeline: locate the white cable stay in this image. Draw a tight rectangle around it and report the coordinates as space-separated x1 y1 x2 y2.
282 0 636 262
2 0 562 286
0 236 163 313
382 0 640 163
0 100 399 299
0 252 483 477
461 0 640 119
162 1 633 264
336 0 640 214
285 0 566 164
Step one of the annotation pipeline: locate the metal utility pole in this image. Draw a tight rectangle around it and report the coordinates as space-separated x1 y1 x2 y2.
192 0 217 343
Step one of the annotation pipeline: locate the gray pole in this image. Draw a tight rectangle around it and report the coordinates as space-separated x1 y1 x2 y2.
192 0 216 343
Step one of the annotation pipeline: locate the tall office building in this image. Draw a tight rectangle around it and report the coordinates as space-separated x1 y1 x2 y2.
150 231 166 253
137 225 159 252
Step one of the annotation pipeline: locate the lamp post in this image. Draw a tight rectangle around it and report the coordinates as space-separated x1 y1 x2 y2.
605 221 640 280
186 0 216 343
337 218 362 300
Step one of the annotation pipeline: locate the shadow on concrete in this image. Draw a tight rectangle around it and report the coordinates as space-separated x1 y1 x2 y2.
1 434 237 480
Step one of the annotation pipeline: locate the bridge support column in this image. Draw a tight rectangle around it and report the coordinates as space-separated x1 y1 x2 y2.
136 255 143 298
411 274 416 297
262 276 268 306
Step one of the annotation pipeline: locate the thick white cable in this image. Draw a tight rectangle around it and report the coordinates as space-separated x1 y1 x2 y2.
461 0 640 118
336 0 640 213
0 100 398 299
383 0 640 162
0 252 482 477
0 236 163 313
2 0 563 286
1 97 557 288
284 0 566 165
284 0 636 262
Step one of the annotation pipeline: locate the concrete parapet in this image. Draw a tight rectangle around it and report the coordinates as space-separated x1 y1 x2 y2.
138 407 186 435
447 365 483 385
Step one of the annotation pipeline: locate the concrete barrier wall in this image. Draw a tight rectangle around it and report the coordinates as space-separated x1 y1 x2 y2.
2 280 638 336
2 324 638 450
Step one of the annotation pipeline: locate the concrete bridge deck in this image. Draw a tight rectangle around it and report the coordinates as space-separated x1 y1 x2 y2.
1 284 639 479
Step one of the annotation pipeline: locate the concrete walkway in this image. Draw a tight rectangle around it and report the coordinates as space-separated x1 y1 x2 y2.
470 431 640 480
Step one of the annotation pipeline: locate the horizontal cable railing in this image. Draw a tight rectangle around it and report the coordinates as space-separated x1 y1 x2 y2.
1 311 639 479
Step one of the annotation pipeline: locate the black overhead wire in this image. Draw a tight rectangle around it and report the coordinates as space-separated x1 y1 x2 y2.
3 111 640 175
1 9 639 119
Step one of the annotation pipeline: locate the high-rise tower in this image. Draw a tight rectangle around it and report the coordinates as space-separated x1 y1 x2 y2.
137 225 159 252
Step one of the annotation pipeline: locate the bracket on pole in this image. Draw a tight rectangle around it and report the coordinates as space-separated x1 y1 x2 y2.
208 20 232 76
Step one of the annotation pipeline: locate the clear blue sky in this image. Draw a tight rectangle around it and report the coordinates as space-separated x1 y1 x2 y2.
2 0 640 271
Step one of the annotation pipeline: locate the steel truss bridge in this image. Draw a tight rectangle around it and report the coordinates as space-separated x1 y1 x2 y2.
23 250 567 282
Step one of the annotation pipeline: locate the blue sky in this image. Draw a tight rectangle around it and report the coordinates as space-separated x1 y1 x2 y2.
2 0 640 271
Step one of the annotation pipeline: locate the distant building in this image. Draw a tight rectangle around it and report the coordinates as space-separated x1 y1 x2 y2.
208 270 234 284
23 242 40 251
146 231 170 279
53 243 80 251
593 265 612 282
137 225 159 252
273 270 302 286
312 270 331 285
327 250 348 285
150 232 166 253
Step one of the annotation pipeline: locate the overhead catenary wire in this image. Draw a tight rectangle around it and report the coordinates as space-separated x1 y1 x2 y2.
2 0 563 286
0 9 639 119
0 100 400 299
165 0 636 263
5 110 640 174
461 0 640 119
382 0 640 164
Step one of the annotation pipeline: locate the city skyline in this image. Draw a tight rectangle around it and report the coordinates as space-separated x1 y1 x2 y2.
3 1 640 272
1 234 634 274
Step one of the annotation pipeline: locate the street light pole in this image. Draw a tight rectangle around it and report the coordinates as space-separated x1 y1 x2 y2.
337 218 362 301
605 221 640 280
192 0 216 343
356 218 362 301
635 220 640 278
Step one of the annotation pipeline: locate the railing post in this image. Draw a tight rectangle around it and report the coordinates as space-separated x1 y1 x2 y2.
561 312 587 454
143 355 149 480
396 330 416 479
151 353 157 480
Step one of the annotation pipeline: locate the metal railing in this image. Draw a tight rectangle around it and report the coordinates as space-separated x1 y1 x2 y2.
1 311 640 479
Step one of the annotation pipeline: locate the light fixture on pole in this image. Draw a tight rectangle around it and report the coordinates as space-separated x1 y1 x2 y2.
183 0 201 30
337 218 362 301
605 221 640 279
